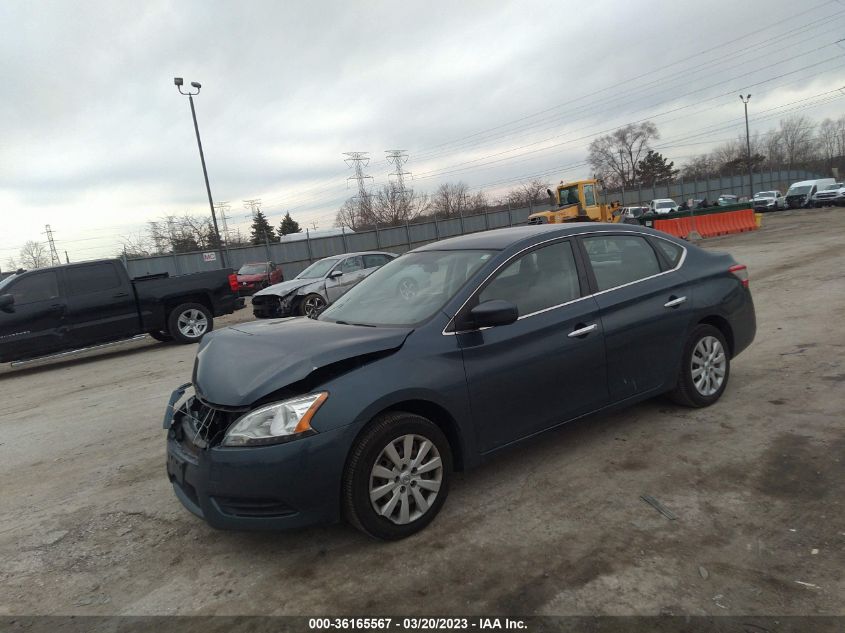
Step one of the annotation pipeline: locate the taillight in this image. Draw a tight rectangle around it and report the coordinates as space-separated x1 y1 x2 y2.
228 273 239 292
729 264 749 288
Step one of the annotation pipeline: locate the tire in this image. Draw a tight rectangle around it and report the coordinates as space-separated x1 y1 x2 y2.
167 302 213 344
299 293 327 319
343 411 452 540
148 330 173 342
397 277 420 301
668 324 730 408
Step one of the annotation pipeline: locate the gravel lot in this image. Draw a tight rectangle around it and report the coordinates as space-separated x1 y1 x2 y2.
1 208 843 616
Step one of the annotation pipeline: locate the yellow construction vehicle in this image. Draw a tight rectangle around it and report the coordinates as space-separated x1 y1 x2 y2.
527 179 621 224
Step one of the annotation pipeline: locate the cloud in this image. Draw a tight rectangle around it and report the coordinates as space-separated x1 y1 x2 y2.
1 0 844 260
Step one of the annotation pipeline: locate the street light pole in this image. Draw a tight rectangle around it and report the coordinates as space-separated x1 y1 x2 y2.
174 77 226 267
740 94 753 201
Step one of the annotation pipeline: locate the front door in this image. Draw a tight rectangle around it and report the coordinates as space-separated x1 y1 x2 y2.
579 233 693 401
0 270 65 362
63 261 139 348
327 255 365 302
457 239 609 452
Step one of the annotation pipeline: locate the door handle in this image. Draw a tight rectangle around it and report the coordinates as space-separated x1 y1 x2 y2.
664 296 687 308
568 323 598 338
113 292 129 298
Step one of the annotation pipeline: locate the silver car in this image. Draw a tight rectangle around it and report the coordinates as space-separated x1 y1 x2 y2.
252 251 397 319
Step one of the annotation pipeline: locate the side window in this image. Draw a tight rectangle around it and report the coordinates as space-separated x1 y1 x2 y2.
341 256 363 273
583 235 661 291
8 271 59 305
478 241 580 317
363 254 389 268
583 184 596 206
653 239 683 267
65 263 122 296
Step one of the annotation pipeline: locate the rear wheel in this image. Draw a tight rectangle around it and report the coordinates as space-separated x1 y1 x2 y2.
343 412 452 540
669 324 730 407
167 302 213 344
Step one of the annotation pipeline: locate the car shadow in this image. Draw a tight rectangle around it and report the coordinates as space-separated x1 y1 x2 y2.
0 339 169 379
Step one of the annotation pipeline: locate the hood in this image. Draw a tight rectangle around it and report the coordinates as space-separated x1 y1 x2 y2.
254 278 315 297
193 318 413 406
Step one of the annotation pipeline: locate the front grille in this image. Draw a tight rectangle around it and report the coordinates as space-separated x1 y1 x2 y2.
213 497 297 518
176 397 237 448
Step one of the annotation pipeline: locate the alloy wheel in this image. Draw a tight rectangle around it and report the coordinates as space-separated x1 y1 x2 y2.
176 309 208 339
691 335 726 396
303 295 326 318
369 434 442 525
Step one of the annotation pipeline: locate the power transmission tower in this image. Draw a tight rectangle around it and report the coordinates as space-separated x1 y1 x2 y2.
385 150 412 195
343 152 373 215
214 201 232 244
44 225 60 266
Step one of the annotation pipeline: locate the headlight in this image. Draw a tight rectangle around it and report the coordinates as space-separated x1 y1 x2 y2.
222 392 328 447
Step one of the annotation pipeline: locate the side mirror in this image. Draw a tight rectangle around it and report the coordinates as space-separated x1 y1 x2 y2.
467 299 518 329
329 269 343 279
0 294 13 311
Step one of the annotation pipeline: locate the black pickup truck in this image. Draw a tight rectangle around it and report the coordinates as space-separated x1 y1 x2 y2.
0 259 239 363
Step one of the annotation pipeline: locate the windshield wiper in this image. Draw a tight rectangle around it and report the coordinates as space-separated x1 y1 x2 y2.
334 320 376 327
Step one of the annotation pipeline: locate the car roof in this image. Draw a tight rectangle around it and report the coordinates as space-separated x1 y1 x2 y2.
315 250 394 261
411 223 655 252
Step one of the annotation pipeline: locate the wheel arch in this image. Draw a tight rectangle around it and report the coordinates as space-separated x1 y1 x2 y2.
350 399 466 473
697 314 734 357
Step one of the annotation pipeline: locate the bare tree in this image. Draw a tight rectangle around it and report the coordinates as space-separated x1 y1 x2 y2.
432 182 472 217
818 118 839 164
779 115 817 168
119 230 157 258
5 256 18 272
370 184 429 226
19 241 50 269
587 122 659 187
335 198 366 230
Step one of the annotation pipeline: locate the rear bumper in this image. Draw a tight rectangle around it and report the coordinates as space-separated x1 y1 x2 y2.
166 425 350 531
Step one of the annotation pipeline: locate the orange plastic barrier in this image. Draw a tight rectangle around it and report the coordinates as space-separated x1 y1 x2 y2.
652 208 757 239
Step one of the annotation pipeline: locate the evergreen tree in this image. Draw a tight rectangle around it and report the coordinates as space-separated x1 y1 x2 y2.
278 211 302 237
249 210 277 245
637 150 679 186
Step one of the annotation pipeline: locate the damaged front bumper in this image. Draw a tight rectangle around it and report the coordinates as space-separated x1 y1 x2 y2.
251 292 297 318
163 385 348 531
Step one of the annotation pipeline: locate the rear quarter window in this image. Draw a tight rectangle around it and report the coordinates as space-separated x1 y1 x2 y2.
653 239 683 267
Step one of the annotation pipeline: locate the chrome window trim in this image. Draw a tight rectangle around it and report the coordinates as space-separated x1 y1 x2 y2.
442 229 687 336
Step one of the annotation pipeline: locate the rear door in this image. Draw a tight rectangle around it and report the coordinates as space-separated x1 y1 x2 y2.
63 261 139 347
0 270 65 361
362 253 393 278
578 233 693 401
457 239 609 452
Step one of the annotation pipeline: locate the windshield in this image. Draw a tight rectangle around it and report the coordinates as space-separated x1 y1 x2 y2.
824 184 842 190
787 186 811 196
656 201 675 208
558 185 580 206
295 258 340 279
320 250 495 327
755 191 776 198
237 264 268 275
0 274 18 293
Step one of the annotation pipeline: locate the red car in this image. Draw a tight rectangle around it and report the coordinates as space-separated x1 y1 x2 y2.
236 262 284 295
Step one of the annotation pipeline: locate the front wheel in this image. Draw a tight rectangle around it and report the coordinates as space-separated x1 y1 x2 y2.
167 302 213 344
669 324 730 407
343 412 452 540
299 293 327 318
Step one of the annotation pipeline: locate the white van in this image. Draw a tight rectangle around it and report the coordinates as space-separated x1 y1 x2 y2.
784 178 836 208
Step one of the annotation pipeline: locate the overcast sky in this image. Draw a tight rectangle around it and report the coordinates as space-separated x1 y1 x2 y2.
1 0 844 264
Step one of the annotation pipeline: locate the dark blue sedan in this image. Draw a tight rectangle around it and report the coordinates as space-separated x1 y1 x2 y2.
164 223 756 539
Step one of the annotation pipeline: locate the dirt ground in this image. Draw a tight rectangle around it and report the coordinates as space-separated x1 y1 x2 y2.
0 208 843 617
